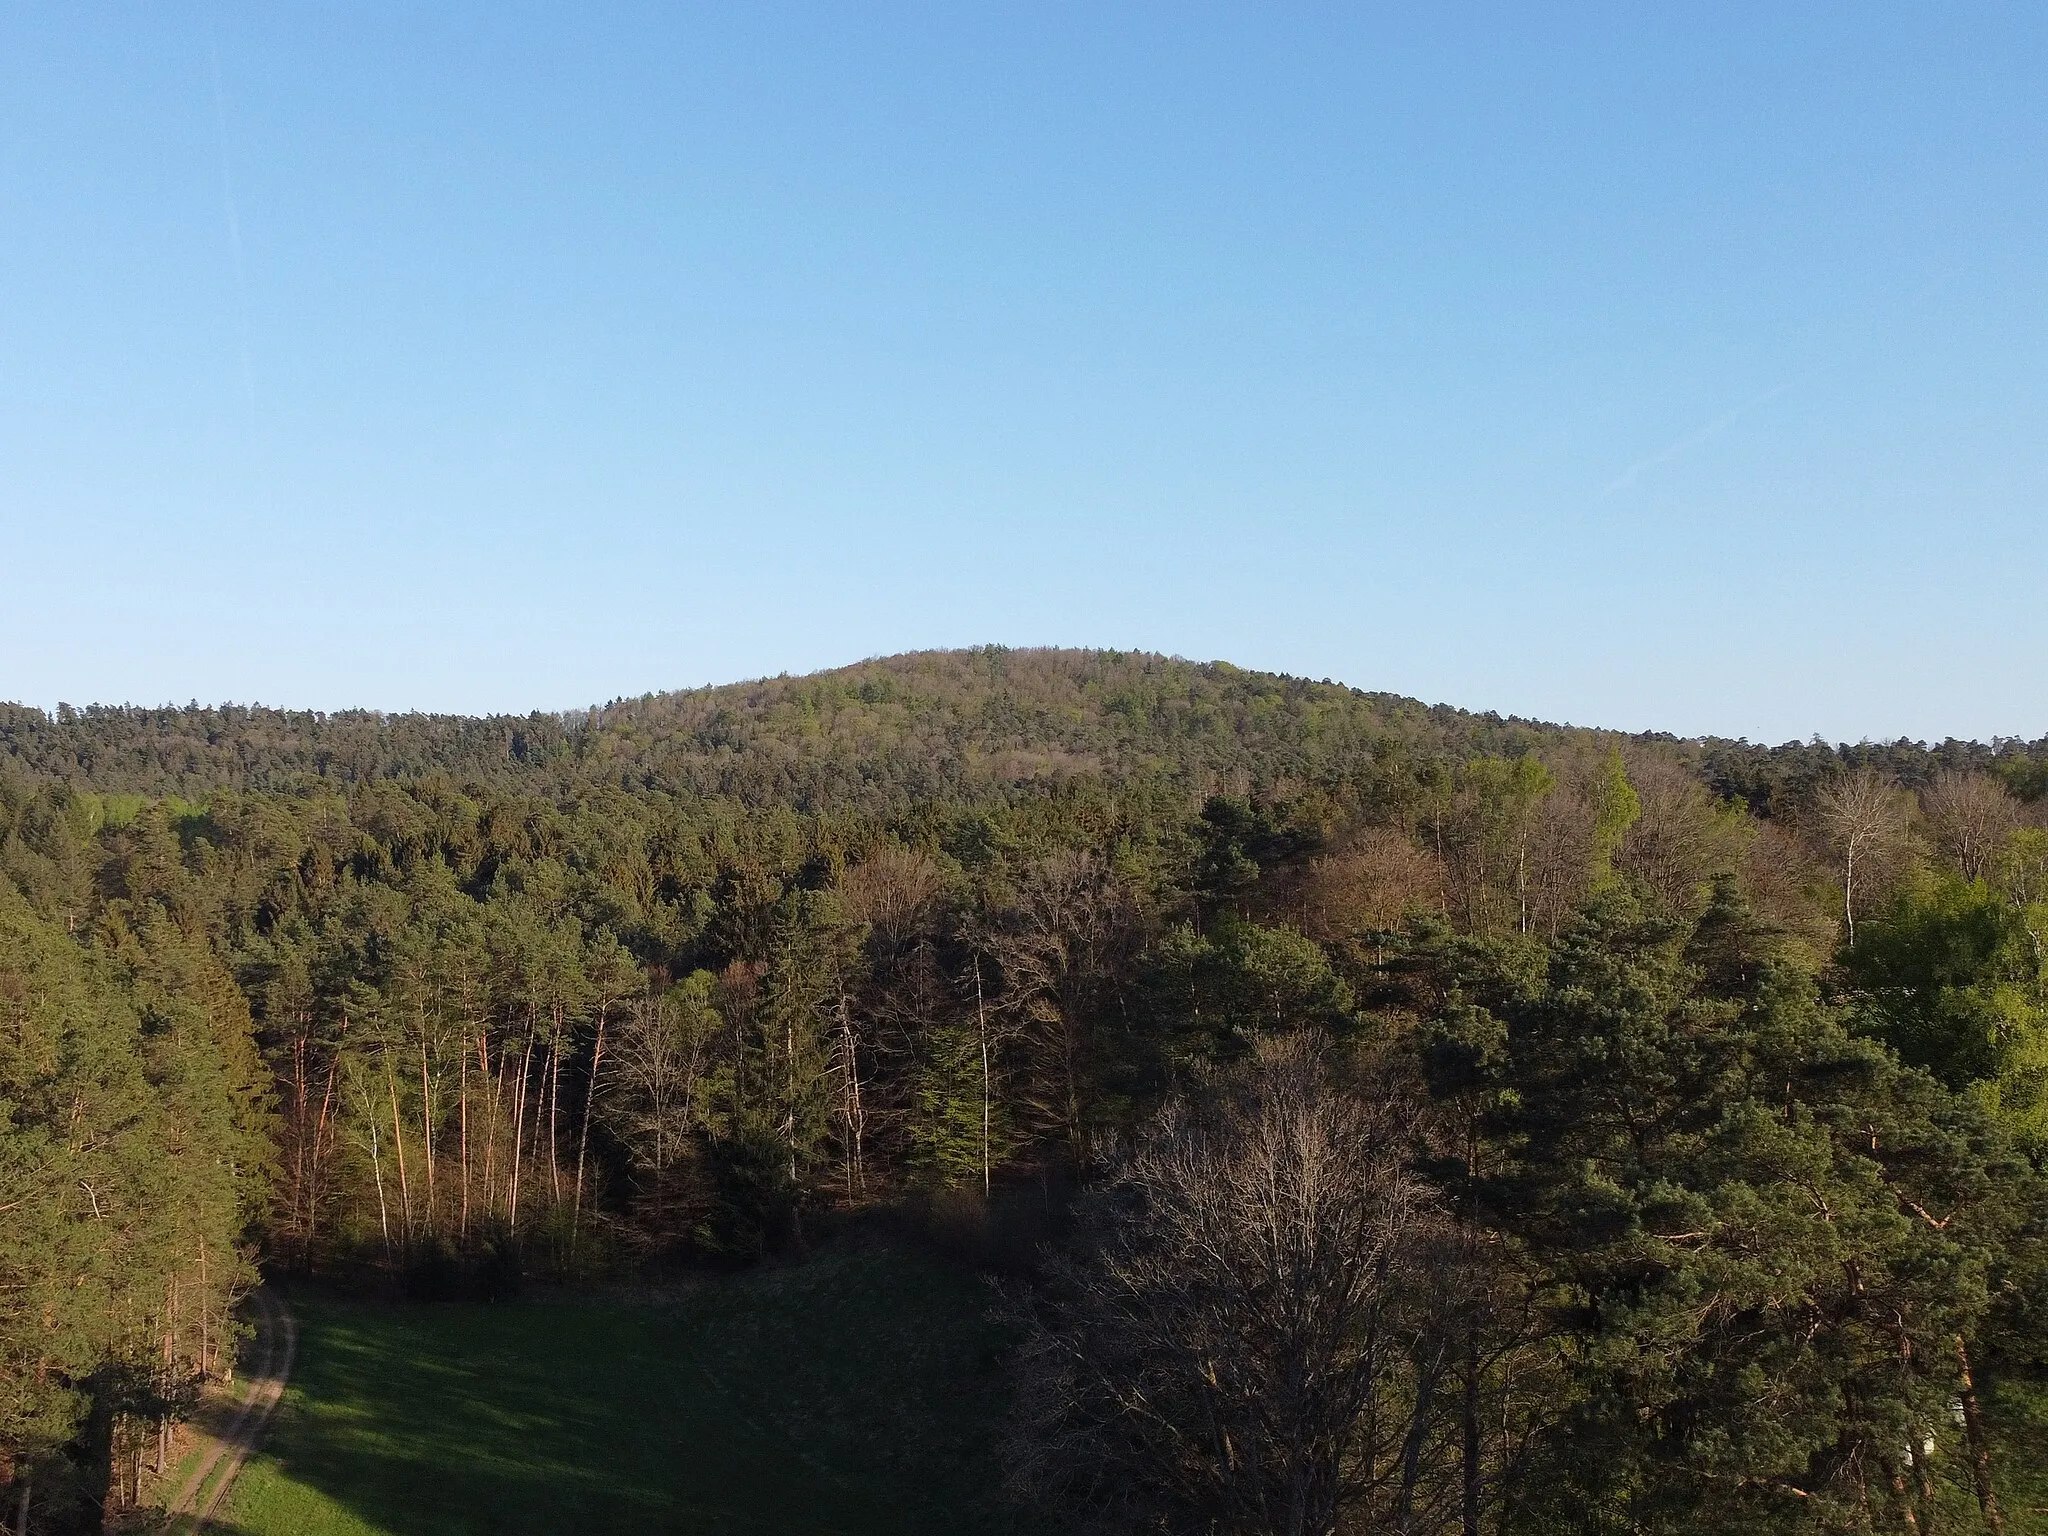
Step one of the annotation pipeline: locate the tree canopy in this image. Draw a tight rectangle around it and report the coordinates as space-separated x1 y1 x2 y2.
4 648 2045 1533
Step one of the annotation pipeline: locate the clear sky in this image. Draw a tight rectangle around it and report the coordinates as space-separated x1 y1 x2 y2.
2 5 2043 743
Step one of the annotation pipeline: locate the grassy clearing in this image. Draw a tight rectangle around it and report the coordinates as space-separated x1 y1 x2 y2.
214 1242 1026 1536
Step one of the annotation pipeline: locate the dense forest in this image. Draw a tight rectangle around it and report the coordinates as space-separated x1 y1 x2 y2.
3 647 2046 1534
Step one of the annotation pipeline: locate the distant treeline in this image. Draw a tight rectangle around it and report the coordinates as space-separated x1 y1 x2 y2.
10 647 2042 808
4 648 2047 1534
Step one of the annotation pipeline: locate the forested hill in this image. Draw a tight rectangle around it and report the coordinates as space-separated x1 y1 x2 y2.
0 649 1549 804
4 647 2043 813
8 644 2048 1531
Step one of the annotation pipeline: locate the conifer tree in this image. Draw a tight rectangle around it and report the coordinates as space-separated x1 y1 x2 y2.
1433 882 2044 1534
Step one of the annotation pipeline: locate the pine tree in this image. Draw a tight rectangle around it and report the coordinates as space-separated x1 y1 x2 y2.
0 882 263 1528
1435 882 2044 1534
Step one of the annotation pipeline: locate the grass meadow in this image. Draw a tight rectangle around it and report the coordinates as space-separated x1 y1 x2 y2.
212 1242 1023 1536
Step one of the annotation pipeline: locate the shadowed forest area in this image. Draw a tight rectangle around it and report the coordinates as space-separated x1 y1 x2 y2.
4 647 2047 1534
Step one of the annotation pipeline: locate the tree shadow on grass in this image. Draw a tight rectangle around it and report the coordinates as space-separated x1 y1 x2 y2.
236 1261 1025 1536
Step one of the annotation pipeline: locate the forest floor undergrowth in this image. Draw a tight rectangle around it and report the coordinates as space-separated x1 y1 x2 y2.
203 1239 1027 1536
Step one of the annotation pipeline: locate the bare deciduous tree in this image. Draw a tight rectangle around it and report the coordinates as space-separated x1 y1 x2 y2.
1009 1035 1487 1536
1282 827 1443 954
1614 752 1755 913
837 843 949 946
1920 770 2020 884
1812 768 1907 946
599 980 723 1240
984 850 1138 1163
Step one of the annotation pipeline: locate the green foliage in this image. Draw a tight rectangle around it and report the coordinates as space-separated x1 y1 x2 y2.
0 885 145 1462
2001 827 2048 908
1988 1368 2048 1535
4 650 2046 1527
1998 757 2048 805
0 650 1559 811
1191 795 1319 915
908 1015 1015 1191
1427 754 1557 935
1141 916 1357 1066
1843 869 2048 1148
1423 882 2045 1534
1586 748 1641 885
697 891 861 1252
0 882 260 1520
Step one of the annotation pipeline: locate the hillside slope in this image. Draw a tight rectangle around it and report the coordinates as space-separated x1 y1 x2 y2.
2 643 2041 815
0 648 1584 804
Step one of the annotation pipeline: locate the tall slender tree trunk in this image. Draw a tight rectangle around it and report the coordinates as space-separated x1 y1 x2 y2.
573 1014 606 1245
290 1031 309 1251
1881 1456 1922 1533
1462 1338 1482 1536
165 1273 178 1421
1845 842 1860 946
369 1121 392 1258
157 1307 173 1475
548 1009 564 1206
974 958 992 1195
1063 1009 1083 1167
420 1039 437 1230
459 1040 471 1241
509 1037 533 1232
1955 1335 2005 1534
1394 1347 1441 1526
386 1057 412 1241
785 1000 799 1187
837 979 863 1201
308 1054 339 1261
479 1032 498 1219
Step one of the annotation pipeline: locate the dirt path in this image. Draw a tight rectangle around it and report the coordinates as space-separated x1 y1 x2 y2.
163 1289 298 1530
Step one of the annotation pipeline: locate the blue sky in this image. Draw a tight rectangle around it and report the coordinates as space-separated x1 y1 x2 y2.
2 5 2043 742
